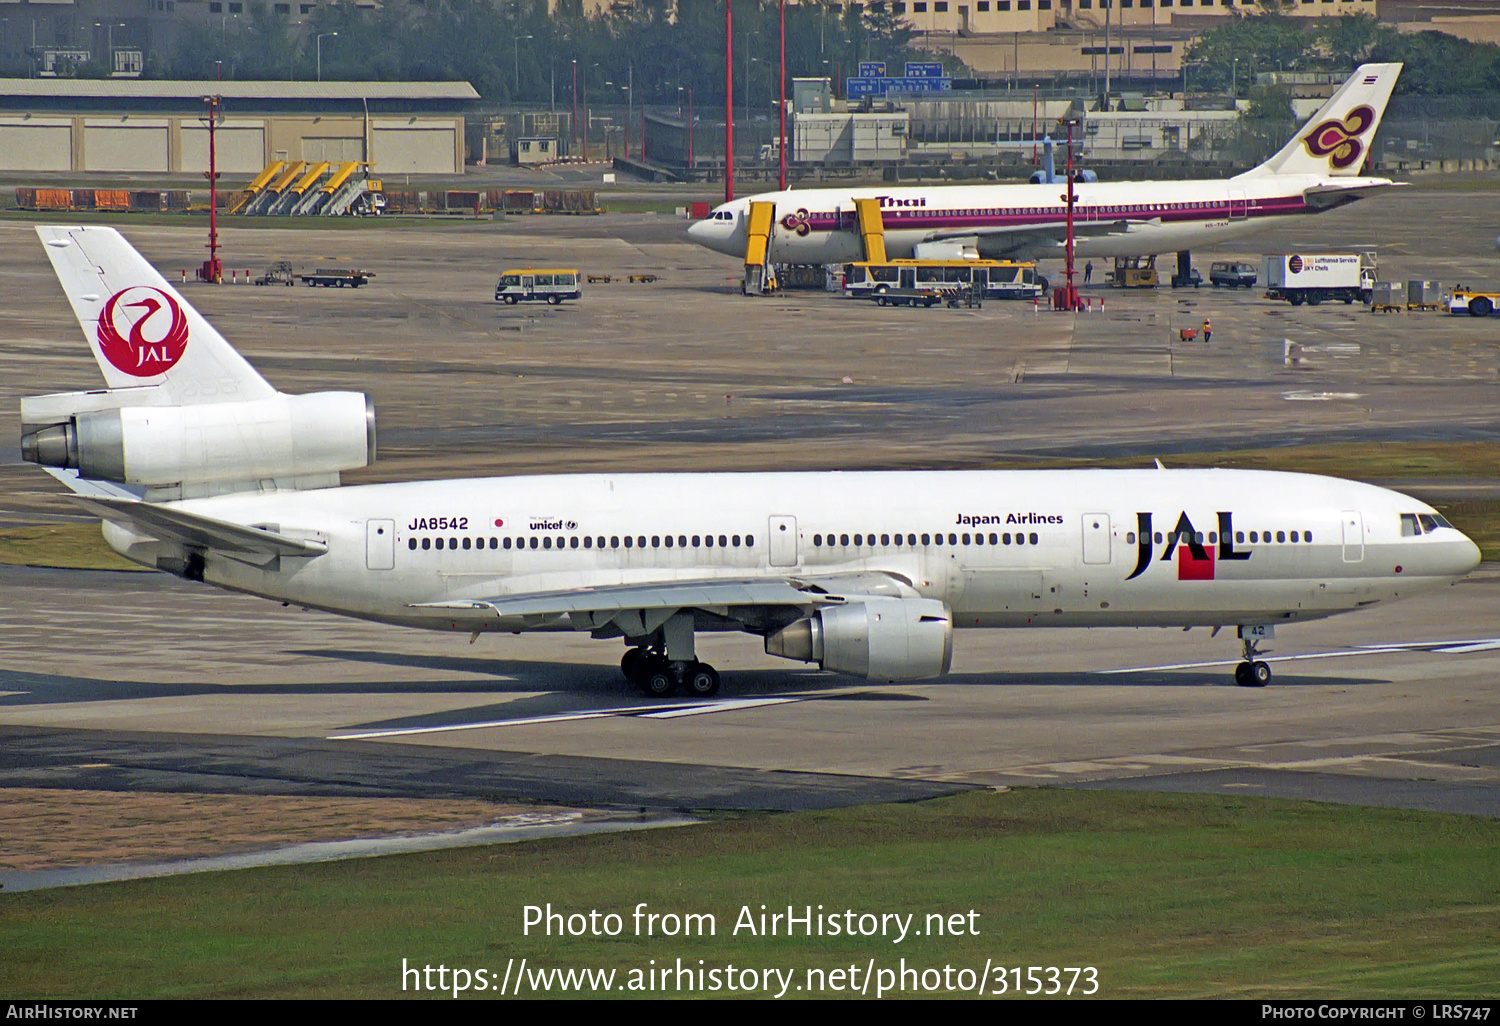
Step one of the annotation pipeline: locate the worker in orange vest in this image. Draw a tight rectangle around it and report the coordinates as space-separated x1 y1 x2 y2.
1202 318 1212 344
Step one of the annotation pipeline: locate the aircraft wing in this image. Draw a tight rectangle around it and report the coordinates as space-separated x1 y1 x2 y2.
415 578 840 618
71 495 329 557
1302 181 1406 210
412 570 927 637
925 219 1133 258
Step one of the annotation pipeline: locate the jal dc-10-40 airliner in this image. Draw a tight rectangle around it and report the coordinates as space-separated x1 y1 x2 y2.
688 63 1403 265
21 226 1478 695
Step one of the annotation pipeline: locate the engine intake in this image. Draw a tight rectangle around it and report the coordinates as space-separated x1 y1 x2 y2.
21 392 375 488
765 596 953 682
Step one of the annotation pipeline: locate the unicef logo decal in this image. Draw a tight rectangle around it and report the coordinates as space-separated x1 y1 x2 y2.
96 287 189 377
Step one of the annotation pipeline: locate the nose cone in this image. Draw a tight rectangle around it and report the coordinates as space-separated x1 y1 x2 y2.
1448 531 1484 578
686 217 711 244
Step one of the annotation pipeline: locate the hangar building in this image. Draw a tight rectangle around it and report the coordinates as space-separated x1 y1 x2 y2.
0 79 478 176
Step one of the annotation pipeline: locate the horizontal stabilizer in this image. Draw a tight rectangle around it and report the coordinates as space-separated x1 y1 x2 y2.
1302 181 1406 209
71 495 328 558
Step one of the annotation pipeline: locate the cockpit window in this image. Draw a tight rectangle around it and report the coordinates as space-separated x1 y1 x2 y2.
1403 512 1454 536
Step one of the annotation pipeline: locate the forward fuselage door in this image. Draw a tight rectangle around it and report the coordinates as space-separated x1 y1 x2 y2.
768 515 798 567
1082 513 1111 565
366 519 395 570
1341 511 1364 563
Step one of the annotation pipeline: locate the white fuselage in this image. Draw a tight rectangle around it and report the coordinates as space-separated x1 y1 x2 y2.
103 468 1479 636
686 175 1387 264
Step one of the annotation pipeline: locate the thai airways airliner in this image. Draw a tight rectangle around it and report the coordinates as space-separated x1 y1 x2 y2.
688 63 1402 264
22 225 1477 695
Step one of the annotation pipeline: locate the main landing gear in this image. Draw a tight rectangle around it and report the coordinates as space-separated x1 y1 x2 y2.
1234 633 1273 688
621 647 721 698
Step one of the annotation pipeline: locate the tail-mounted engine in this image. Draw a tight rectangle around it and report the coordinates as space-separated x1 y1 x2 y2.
764 596 953 682
21 390 375 497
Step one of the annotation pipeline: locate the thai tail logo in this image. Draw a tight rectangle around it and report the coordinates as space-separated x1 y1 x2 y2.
96 286 189 377
1125 512 1252 582
780 208 812 237
1301 104 1377 171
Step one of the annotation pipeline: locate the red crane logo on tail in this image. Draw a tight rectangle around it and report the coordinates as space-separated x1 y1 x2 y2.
1301 105 1377 171
96 287 189 377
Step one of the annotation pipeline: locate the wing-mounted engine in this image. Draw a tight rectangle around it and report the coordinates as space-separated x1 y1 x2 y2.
764 595 953 682
21 389 375 500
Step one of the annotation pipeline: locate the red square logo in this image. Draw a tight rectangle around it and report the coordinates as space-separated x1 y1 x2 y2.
1178 544 1215 581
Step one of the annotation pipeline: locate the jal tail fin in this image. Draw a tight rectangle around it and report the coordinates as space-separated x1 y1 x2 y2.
36 226 276 404
1239 63 1402 179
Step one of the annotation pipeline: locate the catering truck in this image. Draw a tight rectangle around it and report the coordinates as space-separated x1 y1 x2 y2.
1263 252 1375 306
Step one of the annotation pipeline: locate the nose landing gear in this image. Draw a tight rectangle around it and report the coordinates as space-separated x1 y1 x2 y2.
1234 631 1273 687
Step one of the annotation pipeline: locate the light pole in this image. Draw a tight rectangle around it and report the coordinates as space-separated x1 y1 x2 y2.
317 31 336 82
94 20 123 73
513 33 532 98
745 52 758 128
1232 57 1239 100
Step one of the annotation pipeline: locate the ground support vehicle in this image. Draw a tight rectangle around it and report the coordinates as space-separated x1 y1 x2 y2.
1263 253 1373 306
1448 288 1500 317
1209 261 1258 288
1110 256 1158 289
495 269 582 305
1170 268 1202 289
843 259 1041 302
255 261 296 286
869 288 943 308
301 268 374 288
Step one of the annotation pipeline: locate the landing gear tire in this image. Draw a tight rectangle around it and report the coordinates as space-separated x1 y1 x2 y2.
621 647 649 684
682 662 720 698
1235 661 1271 687
642 665 677 698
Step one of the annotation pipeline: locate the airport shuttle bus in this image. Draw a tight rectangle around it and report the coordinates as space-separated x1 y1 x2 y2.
21 226 1481 699
495 268 582 305
843 259 1043 302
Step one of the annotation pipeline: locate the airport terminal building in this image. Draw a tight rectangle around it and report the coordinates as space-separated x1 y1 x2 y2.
0 79 478 176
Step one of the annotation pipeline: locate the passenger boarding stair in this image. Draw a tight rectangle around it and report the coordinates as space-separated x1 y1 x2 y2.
245 161 305 215
270 162 329 216
742 200 777 295
299 162 360 216
228 161 285 215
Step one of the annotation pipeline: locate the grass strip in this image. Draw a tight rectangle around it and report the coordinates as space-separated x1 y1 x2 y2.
2 789 1497 998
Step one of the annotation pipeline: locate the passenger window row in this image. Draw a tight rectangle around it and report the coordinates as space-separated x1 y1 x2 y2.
812 531 1040 547
408 534 756 552
1125 529 1315 545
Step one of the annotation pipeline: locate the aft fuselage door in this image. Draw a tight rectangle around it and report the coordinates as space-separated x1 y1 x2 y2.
1229 188 1248 221
1082 513 1111 565
366 518 395 570
1341 511 1364 563
768 515 798 567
